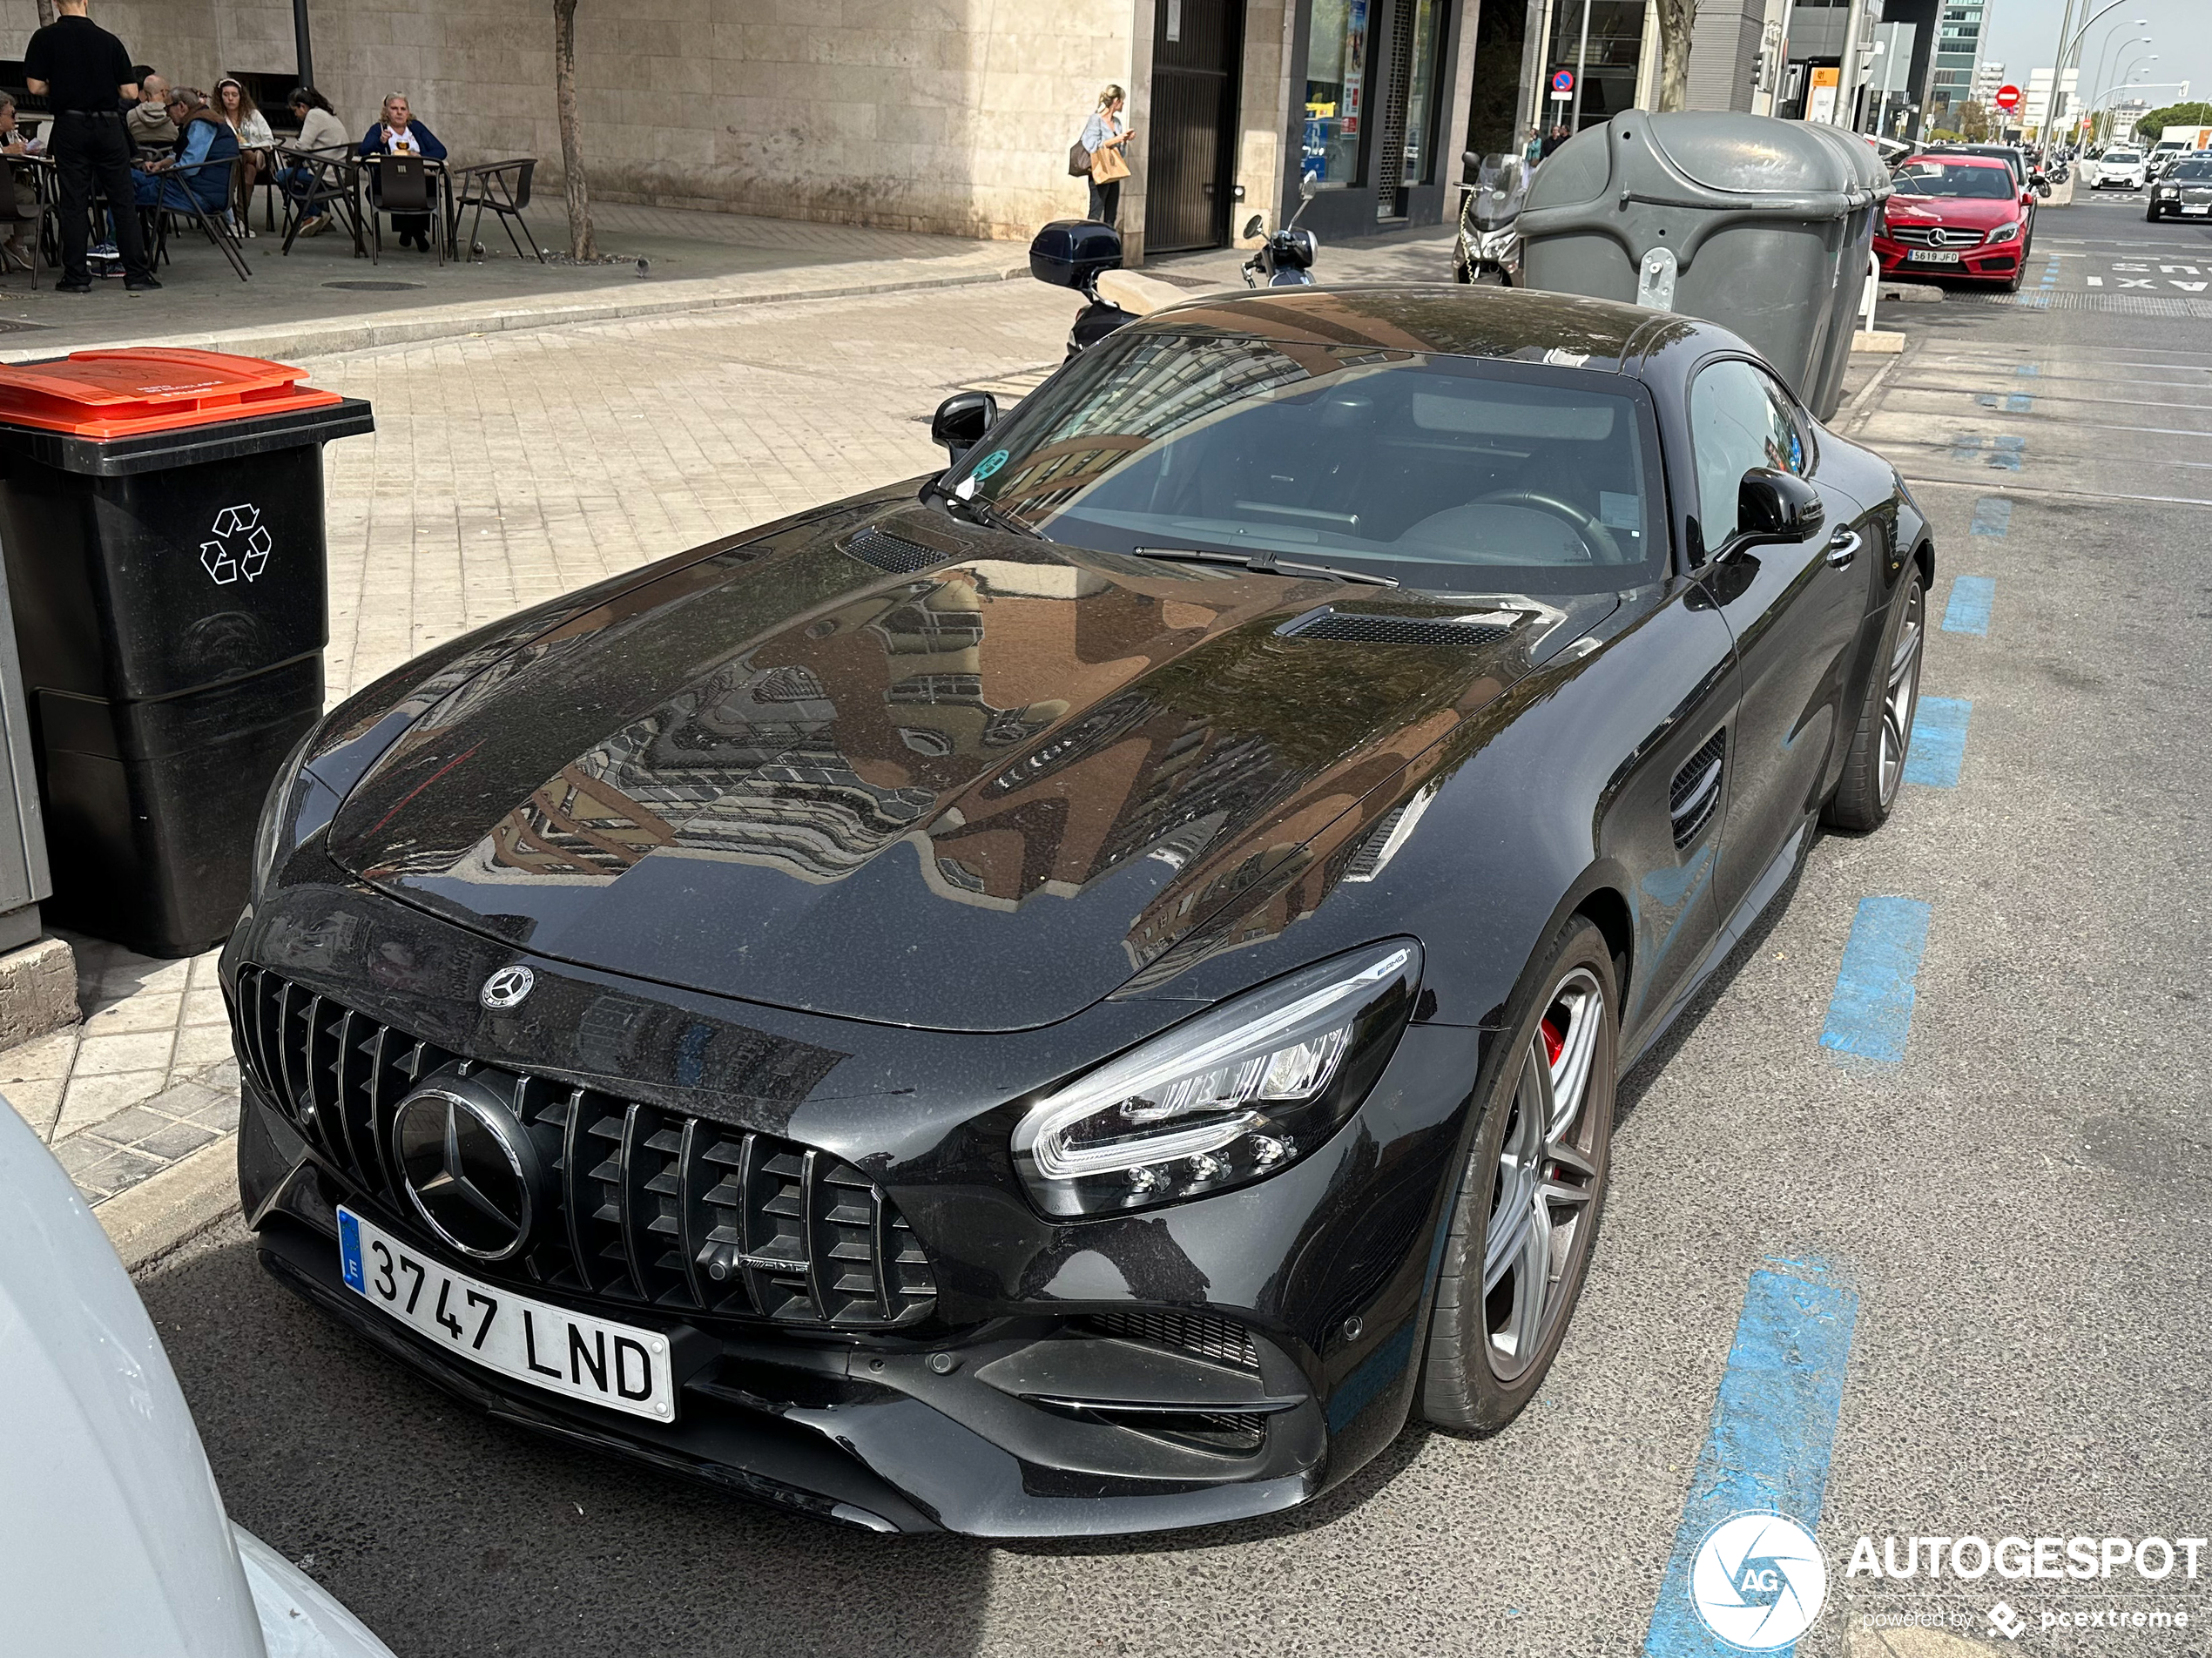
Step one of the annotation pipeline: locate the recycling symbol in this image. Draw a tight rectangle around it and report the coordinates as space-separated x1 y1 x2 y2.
200 502 272 585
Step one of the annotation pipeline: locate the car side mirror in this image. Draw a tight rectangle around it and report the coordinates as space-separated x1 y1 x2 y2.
930 391 997 462
1731 468 1824 552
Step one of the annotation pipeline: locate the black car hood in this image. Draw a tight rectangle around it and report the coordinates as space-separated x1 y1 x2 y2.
327 502 1541 1031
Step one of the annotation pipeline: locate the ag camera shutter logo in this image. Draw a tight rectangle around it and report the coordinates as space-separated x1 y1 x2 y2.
201 502 272 585
1689 1513 1829 1649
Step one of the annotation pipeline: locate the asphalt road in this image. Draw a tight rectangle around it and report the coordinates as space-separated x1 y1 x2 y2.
137 187 2212 1658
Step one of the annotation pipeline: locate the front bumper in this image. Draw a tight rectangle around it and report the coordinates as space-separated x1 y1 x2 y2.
227 885 1485 1538
1873 233 2020 285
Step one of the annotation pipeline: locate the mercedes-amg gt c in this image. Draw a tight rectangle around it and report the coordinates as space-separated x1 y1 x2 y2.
230 286 1931 1537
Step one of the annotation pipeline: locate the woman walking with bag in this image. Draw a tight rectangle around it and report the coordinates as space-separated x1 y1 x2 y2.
1076 84 1133 226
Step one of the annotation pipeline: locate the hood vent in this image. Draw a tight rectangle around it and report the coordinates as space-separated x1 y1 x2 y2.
845 525 953 573
1277 607 1516 648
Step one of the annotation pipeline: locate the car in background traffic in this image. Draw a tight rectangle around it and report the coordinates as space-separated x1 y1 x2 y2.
2148 154 2212 220
0 1096 397 1657
2092 149 2148 190
1877 153 2032 291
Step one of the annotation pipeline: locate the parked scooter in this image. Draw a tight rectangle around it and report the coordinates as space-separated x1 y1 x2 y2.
1453 151 1528 286
1241 179 1321 286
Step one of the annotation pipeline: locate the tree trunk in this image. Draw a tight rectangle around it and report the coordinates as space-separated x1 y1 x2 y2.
34 1 56 26
1655 0 1697 112
553 0 596 260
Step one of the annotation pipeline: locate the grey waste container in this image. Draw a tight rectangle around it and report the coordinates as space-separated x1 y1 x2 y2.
1520 112 1892 420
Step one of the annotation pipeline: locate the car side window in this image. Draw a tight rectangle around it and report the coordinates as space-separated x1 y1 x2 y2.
1689 359 1806 549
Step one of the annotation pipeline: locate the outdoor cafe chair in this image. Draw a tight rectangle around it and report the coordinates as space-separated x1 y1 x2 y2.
449 158 544 264
365 152 444 266
143 154 253 282
278 144 366 259
0 156 59 290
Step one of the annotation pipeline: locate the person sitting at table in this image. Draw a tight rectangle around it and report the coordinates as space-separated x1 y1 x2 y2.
134 88 239 219
212 77 274 233
125 69 171 150
0 95 40 273
355 91 445 252
279 85 347 236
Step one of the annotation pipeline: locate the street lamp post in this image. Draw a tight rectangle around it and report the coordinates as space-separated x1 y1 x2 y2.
2088 34 2153 144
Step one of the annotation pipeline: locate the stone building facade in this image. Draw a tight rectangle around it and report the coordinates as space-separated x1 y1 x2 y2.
8 0 1487 263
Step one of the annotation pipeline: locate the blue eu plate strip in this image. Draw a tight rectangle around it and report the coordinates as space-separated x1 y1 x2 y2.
1643 1260 1860 1656
1941 577 1993 636
1969 496 2012 537
1820 896 1932 1063
1904 696 1972 787
339 1208 364 1293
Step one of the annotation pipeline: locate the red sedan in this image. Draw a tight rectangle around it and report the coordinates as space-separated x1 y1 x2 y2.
1873 154 2033 292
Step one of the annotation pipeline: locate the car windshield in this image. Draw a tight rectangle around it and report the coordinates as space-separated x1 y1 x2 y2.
1896 162 2016 199
946 333 1662 592
2171 159 2212 179
2105 152 2141 164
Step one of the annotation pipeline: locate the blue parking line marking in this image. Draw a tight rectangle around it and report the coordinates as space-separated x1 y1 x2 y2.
2014 363 2039 376
1904 696 1972 786
1988 435 2024 470
1974 393 2034 411
1948 433 1982 462
1941 577 1993 635
1642 1260 1860 1657
1819 897 1932 1063
1969 496 2013 536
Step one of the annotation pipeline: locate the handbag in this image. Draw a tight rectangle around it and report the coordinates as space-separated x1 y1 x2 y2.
1068 138 1093 178
1091 139 1130 185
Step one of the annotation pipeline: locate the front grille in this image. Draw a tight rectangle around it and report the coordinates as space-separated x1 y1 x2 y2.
1086 1309 1261 1372
1884 224 1983 248
845 525 950 573
1278 609 1513 648
231 967 936 1329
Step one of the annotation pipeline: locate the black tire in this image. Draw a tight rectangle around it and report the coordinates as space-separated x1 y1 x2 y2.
1823 563 1926 833
1418 914 1618 1434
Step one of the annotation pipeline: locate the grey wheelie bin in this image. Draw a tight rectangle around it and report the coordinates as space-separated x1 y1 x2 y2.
1520 112 1892 420
0 348 373 956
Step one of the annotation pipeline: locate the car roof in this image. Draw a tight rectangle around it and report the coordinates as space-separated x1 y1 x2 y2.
1909 152 2011 167
1123 285 1705 374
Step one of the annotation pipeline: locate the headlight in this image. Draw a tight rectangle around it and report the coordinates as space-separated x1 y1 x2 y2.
2160 185 2180 197
1986 222 2020 244
250 729 341 900
1012 940 1420 1217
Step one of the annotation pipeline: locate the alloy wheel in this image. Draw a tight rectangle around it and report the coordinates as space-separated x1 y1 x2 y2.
1877 580 1925 808
1483 967 1608 1381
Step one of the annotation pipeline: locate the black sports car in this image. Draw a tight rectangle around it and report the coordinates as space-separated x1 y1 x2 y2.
229 286 1930 1538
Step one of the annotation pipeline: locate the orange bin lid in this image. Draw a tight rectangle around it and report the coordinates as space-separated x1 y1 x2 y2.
0 347 342 440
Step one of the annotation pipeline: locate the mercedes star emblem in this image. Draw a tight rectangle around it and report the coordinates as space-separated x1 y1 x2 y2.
481 965 535 1009
394 1082 543 1261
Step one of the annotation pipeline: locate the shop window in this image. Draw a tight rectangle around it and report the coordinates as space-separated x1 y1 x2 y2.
1303 0 1372 188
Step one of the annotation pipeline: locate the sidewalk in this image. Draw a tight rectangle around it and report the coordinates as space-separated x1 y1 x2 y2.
0 199 1028 364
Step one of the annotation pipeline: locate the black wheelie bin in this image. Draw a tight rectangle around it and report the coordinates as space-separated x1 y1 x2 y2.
1520 111 1892 419
0 348 373 956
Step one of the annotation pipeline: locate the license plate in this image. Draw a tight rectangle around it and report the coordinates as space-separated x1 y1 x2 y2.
338 1207 676 1421
1907 250 1963 263
2186 206 2209 215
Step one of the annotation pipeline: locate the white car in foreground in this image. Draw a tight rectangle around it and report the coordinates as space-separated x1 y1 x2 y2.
2094 149 2148 190
0 1100 397 1657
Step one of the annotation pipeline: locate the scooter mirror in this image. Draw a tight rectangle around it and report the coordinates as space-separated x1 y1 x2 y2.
1298 178 1320 202
1242 213 1264 239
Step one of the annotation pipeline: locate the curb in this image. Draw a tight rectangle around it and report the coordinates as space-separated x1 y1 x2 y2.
3 256 1033 367
98 1132 240 1273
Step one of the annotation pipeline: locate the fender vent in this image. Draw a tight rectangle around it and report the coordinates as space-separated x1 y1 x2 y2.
845 526 950 573
1669 729 1727 848
1277 609 1514 648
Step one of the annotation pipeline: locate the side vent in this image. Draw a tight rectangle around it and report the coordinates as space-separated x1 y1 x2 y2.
1669 729 1727 849
1277 608 1515 648
845 525 951 573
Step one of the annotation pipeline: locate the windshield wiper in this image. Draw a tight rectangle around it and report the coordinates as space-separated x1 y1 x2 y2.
919 475 1043 539
1131 546 1398 587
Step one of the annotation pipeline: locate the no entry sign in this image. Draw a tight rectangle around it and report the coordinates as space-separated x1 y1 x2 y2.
1994 84 2021 111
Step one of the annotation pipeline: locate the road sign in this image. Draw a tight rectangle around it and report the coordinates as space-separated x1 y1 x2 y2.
1552 69 1575 94
1995 84 2021 111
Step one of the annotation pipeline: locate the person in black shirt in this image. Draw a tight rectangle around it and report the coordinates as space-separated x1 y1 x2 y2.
23 0 157 292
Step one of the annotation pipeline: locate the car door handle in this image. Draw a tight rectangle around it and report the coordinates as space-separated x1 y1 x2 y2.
1824 527 1862 569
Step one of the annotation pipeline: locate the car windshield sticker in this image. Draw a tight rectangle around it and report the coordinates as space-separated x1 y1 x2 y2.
1599 491 1641 529
972 448 1010 482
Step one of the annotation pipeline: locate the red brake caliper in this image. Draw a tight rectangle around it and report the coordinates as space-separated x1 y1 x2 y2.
1540 1016 1564 1068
